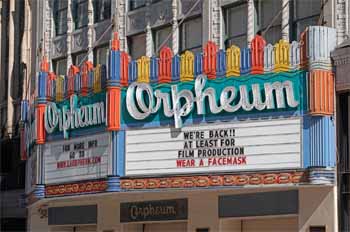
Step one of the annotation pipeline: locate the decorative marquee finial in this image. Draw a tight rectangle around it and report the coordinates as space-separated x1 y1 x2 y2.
111 32 120 51
40 56 49 72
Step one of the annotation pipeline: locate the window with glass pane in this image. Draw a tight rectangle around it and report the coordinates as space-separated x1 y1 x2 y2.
54 0 68 35
94 0 111 23
181 17 202 53
129 0 146 11
54 58 67 76
128 33 146 59
154 26 172 54
94 46 109 65
74 0 88 29
257 0 282 44
293 0 321 40
73 52 88 66
224 3 247 49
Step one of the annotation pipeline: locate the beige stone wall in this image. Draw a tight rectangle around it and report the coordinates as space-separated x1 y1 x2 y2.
298 186 338 232
27 186 337 232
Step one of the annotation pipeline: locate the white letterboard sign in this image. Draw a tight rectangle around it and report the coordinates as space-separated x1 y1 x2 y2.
125 118 302 176
44 133 110 184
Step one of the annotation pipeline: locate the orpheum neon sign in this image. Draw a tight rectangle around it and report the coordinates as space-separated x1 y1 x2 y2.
45 94 105 138
126 75 299 128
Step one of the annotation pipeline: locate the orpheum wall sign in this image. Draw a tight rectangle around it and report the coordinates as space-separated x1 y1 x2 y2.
44 132 110 184
125 117 302 176
120 199 188 222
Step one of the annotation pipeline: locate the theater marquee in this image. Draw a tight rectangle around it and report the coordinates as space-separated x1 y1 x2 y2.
125 117 302 176
44 133 110 184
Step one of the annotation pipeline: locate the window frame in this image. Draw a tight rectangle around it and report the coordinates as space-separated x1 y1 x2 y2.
128 33 147 60
256 0 282 44
129 0 146 11
153 25 173 55
223 1 248 49
54 0 68 36
93 0 111 23
291 0 322 41
94 45 109 66
180 16 203 54
73 0 89 30
72 51 88 67
53 57 68 76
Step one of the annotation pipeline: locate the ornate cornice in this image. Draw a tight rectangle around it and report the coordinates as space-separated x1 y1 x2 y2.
121 171 307 191
45 180 108 197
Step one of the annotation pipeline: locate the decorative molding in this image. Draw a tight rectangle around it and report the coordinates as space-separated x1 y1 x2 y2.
45 180 108 197
53 36 68 57
26 184 45 206
72 29 89 53
106 176 121 192
27 192 40 206
309 168 335 185
308 26 336 71
120 171 307 190
333 55 350 66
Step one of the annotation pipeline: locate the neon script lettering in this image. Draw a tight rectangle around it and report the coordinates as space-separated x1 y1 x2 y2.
45 94 105 138
126 75 299 128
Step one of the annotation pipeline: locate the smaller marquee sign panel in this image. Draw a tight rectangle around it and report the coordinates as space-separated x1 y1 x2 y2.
44 92 106 139
125 117 302 176
44 133 110 184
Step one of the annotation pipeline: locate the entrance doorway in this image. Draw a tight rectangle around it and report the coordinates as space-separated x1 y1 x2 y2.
122 222 187 232
220 216 298 232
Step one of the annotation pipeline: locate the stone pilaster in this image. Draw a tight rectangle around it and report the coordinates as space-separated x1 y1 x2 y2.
67 0 73 69
119 0 127 51
211 0 221 46
44 0 52 61
6 0 15 137
87 0 94 62
336 0 348 45
113 0 127 51
145 0 153 57
146 24 153 57
247 0 255 47
281 0 289 41
172 0 179 54
21 0 32 100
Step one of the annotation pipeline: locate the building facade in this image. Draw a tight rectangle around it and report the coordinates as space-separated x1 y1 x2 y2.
23 0 350 231
332 39 350 232
0 0 33 231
